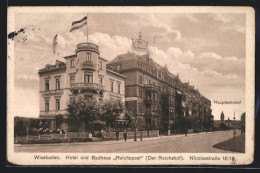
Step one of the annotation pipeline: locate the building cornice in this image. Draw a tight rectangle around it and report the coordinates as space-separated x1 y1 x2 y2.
106 69 126 79
38 67 66 76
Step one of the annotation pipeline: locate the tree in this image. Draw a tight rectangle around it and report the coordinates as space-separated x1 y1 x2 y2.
124 110 134 130
14 117 27 137
55 114 64 129
241 112 246 133
100 99 124 132
66 97 100 132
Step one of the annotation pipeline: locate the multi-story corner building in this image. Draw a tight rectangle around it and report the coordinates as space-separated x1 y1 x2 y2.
38 43 125 130
107 35 212 134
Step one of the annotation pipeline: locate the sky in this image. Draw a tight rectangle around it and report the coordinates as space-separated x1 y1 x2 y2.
10 12 246 120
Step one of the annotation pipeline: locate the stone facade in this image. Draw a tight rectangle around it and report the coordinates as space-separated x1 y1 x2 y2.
107 52 212 134
38 43 125 130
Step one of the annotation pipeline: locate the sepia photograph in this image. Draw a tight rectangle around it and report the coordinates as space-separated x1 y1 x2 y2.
7 6 255 165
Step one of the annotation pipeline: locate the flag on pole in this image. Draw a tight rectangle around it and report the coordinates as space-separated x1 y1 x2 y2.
70 16 87 32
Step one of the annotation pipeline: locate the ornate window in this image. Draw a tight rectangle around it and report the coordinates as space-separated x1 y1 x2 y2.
45 99 49 112
56 99 60 111
85 53 91 62
45 80 49 91
55 78 60 90
110 80 114 92
84 72 93 83
70 75 75 85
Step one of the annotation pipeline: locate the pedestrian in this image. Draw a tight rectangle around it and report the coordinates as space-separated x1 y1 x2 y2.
100 129 104 141
123 130 127 142
116 130 119 141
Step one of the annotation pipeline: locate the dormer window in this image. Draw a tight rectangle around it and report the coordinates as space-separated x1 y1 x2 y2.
85 53 91 62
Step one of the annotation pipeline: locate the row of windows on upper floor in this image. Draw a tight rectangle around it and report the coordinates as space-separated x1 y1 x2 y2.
69 53 103 70
44 72 122 94
44 98 60 112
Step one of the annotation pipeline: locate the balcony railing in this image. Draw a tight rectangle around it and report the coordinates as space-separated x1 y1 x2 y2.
143 84 158 91
76 43 100 54
70 83 105 91
77 43 99 50
144 98 158 105
80 61 96 71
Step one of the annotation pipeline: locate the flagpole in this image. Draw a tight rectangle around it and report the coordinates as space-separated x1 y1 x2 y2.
87 13 88 43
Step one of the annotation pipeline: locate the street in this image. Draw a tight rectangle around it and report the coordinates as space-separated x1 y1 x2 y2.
14 130 239 153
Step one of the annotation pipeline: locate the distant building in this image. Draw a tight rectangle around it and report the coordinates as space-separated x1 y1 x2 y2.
38 43 125 130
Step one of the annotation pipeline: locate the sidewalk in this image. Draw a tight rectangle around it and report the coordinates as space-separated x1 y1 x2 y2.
15 131 214 147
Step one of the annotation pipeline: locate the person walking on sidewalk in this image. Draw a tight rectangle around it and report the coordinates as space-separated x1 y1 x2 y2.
100 129 104 141
123 130 127 142
116 130 119 141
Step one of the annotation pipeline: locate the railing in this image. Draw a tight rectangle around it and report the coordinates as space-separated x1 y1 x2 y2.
80 61 96 70
76 43 99 54
15 133 91 143
39 110 67 116
144 98 158 104
70 83 105 91
77 43 99 50
143 84 158 91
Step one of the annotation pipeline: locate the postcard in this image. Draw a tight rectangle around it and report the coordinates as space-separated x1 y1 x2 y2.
7 6 255 165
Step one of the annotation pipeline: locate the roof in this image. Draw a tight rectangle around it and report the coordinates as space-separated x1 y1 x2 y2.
106 69 126 79
63 55 76 59
108 53 138 64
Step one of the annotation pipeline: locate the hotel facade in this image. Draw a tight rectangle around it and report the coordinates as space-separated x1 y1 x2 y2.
107 34 212 134
38 34 212 134
38 43 125 130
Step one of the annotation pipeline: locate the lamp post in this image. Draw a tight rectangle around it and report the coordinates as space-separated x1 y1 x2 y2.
233 113 236 138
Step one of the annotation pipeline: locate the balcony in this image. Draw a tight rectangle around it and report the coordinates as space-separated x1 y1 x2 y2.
80 61 96 71
144 98 158 105
76 43 100 54
143 84 158 92
70 83 105 92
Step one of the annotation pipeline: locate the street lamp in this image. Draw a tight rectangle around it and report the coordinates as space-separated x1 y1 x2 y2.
233 113 236 138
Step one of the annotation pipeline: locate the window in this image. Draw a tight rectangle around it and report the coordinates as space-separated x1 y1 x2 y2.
85 53 91 62
70 75 75 85
145 78 148 84
45 80 49 91
138 102 143 113
139 89 142 98
98 61 102 70
45 100 49 112
99 76 103 85
84 72 93 83
117 83 121 94
158 72 162 78
56 78 60 90
56 99 60 111
139 75 143 84
70 59 74 68
149 79 151 84
110 81 114 92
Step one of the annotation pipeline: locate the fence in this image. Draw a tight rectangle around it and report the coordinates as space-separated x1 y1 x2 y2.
15 130 160 143
15 132 91 143
103 130 159 140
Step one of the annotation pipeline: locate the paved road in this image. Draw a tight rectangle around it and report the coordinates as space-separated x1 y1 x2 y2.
14 130 240 153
